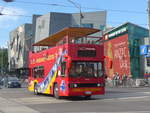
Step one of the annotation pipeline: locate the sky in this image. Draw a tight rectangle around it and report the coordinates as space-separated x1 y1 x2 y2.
0 0 148 47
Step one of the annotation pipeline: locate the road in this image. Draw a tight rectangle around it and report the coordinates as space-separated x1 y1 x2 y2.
0 87 150 113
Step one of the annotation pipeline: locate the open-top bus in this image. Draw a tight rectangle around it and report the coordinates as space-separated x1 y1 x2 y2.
28 27 105 98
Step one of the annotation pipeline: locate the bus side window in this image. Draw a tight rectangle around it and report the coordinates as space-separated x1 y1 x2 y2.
32 66 44 78
39 66 44 78
61 62 66 77
33 67 37 78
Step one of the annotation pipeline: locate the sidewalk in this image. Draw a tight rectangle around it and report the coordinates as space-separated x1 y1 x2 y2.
105 78 150 88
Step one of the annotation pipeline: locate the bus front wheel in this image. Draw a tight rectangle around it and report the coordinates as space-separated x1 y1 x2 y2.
34 84 39 95
54 84 60 99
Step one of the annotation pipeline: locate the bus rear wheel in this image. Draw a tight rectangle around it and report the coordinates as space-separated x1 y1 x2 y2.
54 84 60 99
34 84 39 95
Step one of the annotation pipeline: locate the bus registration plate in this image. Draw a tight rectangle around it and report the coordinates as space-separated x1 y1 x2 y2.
85 91 92 95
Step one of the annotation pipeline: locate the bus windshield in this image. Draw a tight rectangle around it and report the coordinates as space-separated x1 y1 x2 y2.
69 62 103 78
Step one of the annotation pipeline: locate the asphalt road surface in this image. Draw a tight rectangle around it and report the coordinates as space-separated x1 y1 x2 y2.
0 87 150 113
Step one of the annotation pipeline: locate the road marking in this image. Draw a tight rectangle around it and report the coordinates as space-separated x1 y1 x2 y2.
68 111 150 113
9 94 150 105
0 97 40 113
10 97 72 105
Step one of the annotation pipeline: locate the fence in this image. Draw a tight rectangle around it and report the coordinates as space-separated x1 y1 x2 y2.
105 78 149 87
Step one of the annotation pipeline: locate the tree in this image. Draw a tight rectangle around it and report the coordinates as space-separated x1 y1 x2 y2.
0 48 8 75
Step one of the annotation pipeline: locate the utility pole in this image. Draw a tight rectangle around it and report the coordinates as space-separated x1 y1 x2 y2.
67 0 84 27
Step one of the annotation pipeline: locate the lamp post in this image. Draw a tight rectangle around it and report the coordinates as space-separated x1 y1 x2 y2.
67 0 84 27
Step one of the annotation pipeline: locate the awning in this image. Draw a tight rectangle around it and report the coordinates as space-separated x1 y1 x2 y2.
33 27 100 46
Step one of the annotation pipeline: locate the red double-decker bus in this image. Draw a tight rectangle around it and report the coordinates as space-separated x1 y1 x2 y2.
28 27 105 98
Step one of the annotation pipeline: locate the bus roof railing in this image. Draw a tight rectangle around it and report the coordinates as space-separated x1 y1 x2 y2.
33 27 100 46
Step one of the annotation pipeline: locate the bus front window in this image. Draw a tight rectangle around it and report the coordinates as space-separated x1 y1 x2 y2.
69 62 103 78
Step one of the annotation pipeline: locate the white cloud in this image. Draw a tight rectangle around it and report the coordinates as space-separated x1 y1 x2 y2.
0 6 27 28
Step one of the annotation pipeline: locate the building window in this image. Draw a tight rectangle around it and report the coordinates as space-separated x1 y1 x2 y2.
99 25 105 31
146 57 150 67
82 23 93 28
41 20 45 28
32 66 44 78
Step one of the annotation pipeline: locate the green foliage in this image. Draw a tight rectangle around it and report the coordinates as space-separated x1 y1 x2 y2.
0 48 8 73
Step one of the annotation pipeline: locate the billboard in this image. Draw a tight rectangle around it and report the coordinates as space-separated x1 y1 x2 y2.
140 45 148 55
140 45 150 57
104 34 131 79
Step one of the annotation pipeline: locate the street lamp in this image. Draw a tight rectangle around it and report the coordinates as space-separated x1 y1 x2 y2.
67 0 84 27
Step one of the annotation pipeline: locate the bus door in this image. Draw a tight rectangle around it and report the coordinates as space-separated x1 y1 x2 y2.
56 61 68 96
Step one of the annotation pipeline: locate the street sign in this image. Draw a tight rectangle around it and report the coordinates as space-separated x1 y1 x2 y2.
140 45 148 55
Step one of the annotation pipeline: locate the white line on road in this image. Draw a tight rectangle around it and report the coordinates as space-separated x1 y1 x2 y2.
69 111 150 113
10 97 71 105
0 97 40 113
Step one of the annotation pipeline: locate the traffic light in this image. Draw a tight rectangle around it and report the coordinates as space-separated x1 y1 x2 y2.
2 0 13 2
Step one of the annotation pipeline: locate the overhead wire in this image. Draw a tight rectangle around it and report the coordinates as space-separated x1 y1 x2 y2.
11 1 147 14
0 0 148 26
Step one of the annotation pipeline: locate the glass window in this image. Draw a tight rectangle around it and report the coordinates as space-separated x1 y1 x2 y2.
99 25 105 31
82 23 93 28
32 66 44 78
146 57 150 67
69 62 103 78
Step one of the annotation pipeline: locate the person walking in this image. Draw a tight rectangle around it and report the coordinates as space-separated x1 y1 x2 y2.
122 74 127 87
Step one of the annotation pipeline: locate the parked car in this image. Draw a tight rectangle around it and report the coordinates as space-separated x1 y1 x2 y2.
0 77 4 86
7 77 21 88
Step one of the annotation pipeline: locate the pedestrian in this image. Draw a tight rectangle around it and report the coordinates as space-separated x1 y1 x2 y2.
122 74 127 87
112 73 116 87
116 72 120 87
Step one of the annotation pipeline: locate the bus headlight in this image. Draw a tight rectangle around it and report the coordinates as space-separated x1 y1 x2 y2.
97 83 101 87
73 84 77 88
69 83 78 88
97 83 105 87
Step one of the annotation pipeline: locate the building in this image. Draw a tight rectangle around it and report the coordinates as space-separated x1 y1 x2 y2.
8 24 32 74
104 22 149 79
140 38 150 78
34 11 107 51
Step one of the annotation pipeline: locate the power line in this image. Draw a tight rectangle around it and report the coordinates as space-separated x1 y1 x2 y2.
0 13 148 26
0 13 32 17
13 1 70 7
12 1 147 14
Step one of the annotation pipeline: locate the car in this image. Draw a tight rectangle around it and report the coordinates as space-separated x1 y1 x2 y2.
7 77 21 88
0 77 4 86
